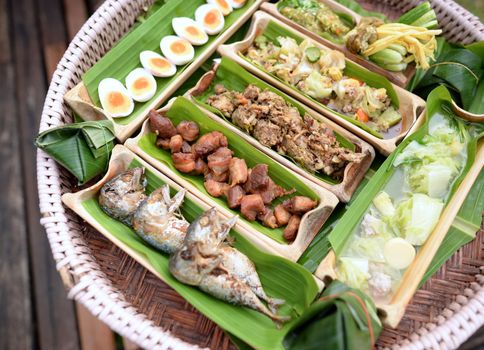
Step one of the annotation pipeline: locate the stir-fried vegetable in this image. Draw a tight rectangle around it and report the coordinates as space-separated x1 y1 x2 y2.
345 2 442 71
278 0 352 44
363 23 441 69
246 36 402 133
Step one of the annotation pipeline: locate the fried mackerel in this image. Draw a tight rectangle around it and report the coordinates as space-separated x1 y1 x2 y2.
99 167 147 225
149 109 318 241
169 208 289 322
207 84 365 178
132 185 189 254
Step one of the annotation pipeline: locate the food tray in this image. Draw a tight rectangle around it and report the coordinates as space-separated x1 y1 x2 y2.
61 144 325 349
185 60 375 203
37 0 484 349
261 0 416 87
64 0 265 142
125 96 339 262
217 11 426 155
316 136 484 327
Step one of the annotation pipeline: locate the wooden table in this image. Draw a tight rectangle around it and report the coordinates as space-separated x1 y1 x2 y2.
0 0 482 349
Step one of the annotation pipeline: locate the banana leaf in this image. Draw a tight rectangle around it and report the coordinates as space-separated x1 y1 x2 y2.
329 85 482 257
82 0 255 126
297 155 385 271
407 40 484 113
81 158 319 350
283 280 382 350
192 57 360 187
35 120 115 184
137 96 319 244
420 168 484 285
276 0 356 45
239 19 402 139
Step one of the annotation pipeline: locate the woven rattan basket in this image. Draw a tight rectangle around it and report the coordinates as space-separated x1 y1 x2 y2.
37 0 484 349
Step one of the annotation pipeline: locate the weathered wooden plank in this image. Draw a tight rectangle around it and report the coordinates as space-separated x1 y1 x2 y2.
0 0 34 348
86 0 104 14
76 304 117 350
123 337 142 350
63 0 89 40
37 0 68 77
9 0 81 348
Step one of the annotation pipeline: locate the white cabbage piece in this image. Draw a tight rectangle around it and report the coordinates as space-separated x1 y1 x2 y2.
319 50 345 70
337 257 370 289
372 191 395 218
364 87 386 113
347 235 387 263
277 36 300 58
291 57 318 84
301 71 333 100
394 193 444 245
394 118 465 168
407 161 456 198
334 78 363 101
360 212 391 237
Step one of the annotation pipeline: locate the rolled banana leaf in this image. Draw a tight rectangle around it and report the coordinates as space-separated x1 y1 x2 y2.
284 280 382 350
35 120 115 184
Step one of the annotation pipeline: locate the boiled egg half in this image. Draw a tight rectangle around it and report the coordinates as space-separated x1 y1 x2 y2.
125 68 157 103
227 0 246 8
140 51 176 78
195 4 225 35
172 17 208 46
207 0 232 16
160 36 195 66
98 78 134 118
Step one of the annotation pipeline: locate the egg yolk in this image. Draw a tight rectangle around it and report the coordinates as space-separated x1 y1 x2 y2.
205 10 220 27
171 41 187 54
107 91 126 107
105 90 130 114
233 0 245 4
216 0 230 10
151 58 170 70
186 25 201 37
133 77 150 91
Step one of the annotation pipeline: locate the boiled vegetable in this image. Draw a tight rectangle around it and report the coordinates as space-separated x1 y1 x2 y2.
364 23 441 69
372 191 395 218
384 237 416 269
337 257 370 289
393 193 444 245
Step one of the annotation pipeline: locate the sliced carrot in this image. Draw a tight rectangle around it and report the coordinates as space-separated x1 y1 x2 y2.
237 96 249 105
356 108 369 122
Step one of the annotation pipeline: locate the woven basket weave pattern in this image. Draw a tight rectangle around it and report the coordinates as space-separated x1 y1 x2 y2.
37 0 484 349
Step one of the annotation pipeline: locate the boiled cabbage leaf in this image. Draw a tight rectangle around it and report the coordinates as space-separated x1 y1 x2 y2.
393 193 444 245
337 257 370 289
